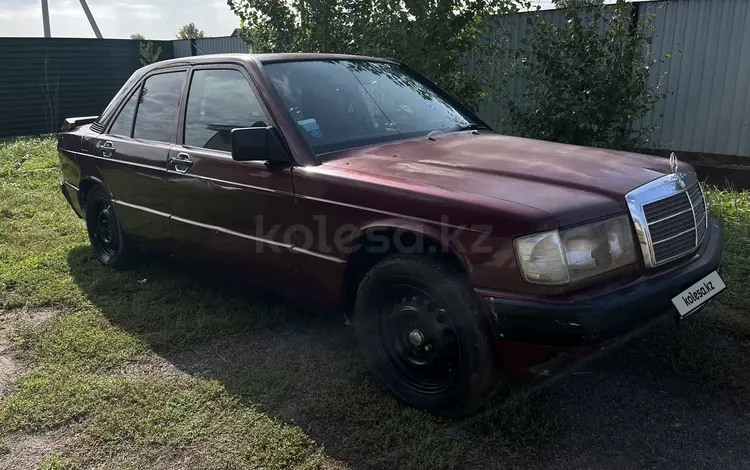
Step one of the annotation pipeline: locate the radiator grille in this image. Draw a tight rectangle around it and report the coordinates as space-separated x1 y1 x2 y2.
689 183 708 242
641 182 707 265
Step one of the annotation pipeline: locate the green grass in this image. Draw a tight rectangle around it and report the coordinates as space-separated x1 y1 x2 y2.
704 186 750 338
0 137 326 468
619 183 750 397
1 136 749 468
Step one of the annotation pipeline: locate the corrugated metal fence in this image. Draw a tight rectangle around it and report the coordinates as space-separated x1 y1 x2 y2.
0 38 173 138
638 0 750 157
173 37 247 57
2 0 749 156
168 0 750 157
469 0 750 157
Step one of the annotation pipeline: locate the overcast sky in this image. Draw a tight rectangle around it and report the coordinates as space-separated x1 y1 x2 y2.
0 0 560 40
0 0 241 39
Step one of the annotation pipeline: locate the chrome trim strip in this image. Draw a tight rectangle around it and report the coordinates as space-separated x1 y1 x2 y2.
69 149 294 197
112 201 292 250
292 247 346 263
651 249 698 266
66 149 166 172
625 170 699 268
702 185 709 236
167 170 294 197
685 179 698 247
62 180 80 192
687 183 709 245
113 199 171 218
170 215 293 249
647 208 692 225
652 227 696 245
112 199 300 250
295 194 485 232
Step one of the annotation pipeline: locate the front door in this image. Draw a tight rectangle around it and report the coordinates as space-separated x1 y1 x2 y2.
89 69 187 249
166 66 297 287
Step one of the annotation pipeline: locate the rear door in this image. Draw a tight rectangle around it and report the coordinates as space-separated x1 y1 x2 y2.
91 69 187 248
166 65 297 285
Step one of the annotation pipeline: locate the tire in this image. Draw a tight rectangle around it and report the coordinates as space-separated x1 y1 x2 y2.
354 254 500 417
85 186 139 268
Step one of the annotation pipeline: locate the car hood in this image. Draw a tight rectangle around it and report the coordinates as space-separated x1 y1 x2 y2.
324 132 676 227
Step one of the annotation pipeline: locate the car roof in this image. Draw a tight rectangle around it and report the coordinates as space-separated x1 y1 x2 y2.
144 52 398 71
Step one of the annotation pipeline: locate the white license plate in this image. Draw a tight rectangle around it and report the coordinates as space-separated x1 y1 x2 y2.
671 270 726 317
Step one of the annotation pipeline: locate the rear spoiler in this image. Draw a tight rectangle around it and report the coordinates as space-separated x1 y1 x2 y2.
61 116 99 132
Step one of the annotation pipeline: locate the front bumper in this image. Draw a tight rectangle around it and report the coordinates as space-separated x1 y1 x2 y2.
483 217 724 347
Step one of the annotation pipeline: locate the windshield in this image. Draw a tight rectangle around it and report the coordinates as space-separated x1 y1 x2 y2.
263 60 477 157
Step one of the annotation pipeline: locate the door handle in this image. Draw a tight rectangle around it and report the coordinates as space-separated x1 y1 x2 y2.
169 152 194 174
97 141 114 157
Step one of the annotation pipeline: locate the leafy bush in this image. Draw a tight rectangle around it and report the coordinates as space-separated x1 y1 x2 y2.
226 0 517 109
505 0 666 150
139 41 163 66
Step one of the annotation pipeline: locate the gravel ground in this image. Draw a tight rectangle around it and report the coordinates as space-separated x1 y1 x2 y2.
163 318 750 469
523 342 750 470
2 306 748 469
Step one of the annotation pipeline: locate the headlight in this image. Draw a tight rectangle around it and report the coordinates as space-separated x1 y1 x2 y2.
514 215 637 285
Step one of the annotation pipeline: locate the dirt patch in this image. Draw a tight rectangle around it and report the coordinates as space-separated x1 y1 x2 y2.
0 426 76 470
0 307 57 394
521 330 750 469
0 308 71 470
0 353 19 397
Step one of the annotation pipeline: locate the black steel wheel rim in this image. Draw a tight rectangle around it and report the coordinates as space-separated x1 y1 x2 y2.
90 197 119 261
374 284 462 394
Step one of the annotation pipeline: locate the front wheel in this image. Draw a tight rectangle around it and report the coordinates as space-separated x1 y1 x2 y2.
85 186 139 268
354 255 501 417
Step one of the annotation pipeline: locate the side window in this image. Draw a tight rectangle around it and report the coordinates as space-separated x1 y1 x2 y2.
108 89 139 137
184 69 268 152
133 71 186 143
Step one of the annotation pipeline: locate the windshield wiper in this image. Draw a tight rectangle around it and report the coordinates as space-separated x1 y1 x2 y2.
447 123 487 132
427 123 487 140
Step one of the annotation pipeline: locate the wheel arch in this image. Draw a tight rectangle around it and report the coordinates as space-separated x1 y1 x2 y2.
341 219 474 319
78 176 110 210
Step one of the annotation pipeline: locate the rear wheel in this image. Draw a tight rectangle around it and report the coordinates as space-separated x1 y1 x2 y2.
354 254 500 417
85 186 138 268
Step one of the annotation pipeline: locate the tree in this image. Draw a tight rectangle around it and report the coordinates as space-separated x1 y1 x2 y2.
504 0 668 150
176 22 205 40
139 41 163 66
227 0 517 110
130 33 161 65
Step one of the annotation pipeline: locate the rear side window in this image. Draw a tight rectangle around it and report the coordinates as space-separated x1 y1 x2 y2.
133 71 186 143
98 68 147 126
184 69 268 152
108 90 139 137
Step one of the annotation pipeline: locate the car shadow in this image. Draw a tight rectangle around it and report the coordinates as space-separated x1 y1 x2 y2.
66 246 562 468
66 246 750 469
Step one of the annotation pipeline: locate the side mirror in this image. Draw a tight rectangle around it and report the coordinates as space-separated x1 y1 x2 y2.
230 127 290 164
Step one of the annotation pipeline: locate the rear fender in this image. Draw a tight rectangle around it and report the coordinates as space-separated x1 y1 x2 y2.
78 176 110 209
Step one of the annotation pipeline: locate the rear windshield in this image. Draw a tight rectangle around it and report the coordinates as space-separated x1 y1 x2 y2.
263 60 476 156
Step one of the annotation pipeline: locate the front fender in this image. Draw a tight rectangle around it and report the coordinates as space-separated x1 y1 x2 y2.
354 218 477 276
